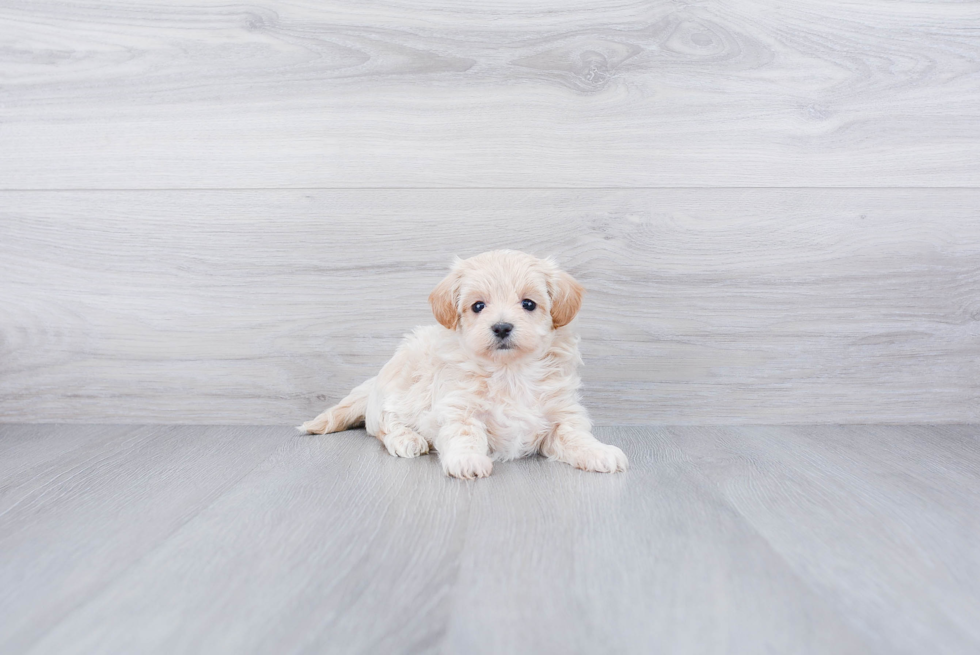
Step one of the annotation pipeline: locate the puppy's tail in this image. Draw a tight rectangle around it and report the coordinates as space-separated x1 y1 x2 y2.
298 376 374 434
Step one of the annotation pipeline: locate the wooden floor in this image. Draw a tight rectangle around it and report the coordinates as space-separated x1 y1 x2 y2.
1 425 978 654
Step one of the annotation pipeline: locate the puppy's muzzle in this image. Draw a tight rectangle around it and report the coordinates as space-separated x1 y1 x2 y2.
491 322 514 348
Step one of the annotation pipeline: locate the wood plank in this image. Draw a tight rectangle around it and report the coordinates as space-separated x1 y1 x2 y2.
1 188 977 424
674 425 980 653
5 425 978 653
2 1 979 188
443 426 874 654
0 424 133 484
0 189 980 425
24 428 471 654
0 425 285 653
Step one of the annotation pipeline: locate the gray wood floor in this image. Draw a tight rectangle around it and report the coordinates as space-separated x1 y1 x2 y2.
1 424 977 654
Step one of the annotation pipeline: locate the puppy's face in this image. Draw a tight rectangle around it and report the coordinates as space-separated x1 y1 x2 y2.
429 250 584 362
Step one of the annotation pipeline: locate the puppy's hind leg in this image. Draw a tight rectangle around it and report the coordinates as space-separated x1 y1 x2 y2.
300 377 375 434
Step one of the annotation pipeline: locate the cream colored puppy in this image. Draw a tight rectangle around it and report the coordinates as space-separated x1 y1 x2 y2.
301 250 628 479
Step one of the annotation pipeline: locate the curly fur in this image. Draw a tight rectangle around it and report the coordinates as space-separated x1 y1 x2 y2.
301 250 628 479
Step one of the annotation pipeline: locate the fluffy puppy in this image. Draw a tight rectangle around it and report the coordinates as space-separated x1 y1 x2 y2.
301 250 628 479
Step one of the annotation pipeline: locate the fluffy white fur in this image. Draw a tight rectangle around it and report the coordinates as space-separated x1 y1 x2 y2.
300 250 628 479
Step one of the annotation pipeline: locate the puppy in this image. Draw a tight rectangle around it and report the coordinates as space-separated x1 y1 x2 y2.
301 250 628 479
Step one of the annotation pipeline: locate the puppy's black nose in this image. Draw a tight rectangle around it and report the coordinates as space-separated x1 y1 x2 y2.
491 322 514 339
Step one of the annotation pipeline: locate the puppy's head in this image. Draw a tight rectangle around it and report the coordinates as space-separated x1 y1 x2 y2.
429 250 584 361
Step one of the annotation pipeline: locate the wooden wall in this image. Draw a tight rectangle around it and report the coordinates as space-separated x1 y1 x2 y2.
2 1 978 424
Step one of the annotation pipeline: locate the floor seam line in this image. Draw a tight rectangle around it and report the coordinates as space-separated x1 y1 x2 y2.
16 428 288 653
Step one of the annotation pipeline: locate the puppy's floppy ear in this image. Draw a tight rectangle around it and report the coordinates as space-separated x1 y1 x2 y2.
429 267 462 330
547 266 584 329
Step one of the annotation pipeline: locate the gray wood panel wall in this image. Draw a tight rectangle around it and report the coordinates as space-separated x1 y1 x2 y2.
1 1 978 424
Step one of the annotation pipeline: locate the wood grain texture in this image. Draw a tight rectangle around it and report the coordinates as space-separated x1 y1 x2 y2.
445 426 872 654
0 425 285 653
2 0 979 188
674 425 980 653
3 424 979 654
23 426 471 655
2 188 977 424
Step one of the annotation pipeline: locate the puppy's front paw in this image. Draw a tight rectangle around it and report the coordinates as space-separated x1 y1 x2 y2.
441 453 493 480
568 443 628 473
384 428 429 458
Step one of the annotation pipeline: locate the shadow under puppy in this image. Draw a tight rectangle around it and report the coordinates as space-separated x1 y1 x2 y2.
301 250 628 479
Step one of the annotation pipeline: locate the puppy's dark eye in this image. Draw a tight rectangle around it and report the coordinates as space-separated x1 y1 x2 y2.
522 299 536 311
472 301 486 313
